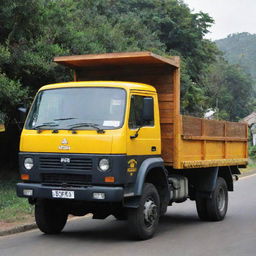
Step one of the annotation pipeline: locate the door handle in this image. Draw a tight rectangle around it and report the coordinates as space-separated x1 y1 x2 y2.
151 146 156 152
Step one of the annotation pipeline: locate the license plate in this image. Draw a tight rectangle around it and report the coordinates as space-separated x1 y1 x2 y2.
52 190 75 199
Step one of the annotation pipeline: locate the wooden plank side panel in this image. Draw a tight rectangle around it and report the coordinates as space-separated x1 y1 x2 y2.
161 124 173 139
204 119 225 137
182 116 202 136
226 122 247 138
77 66 174 84
180 115 248 168
226 141 247 158
158 94 173 102
161 138 173 164
205 141 225 159
182 116 247 139
153 71 175 164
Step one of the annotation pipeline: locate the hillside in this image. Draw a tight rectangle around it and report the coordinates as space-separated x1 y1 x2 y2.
216 32 256 79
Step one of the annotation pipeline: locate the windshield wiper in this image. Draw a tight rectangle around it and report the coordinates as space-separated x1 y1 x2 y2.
68 122 105 134
33 122 58 129
54 117 77 121
33 122 59 133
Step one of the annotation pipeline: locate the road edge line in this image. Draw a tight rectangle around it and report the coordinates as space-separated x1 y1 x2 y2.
0 215 91 237
239 173 256 180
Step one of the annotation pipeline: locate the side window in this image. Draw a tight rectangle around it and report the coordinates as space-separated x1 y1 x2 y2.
128 95 154 129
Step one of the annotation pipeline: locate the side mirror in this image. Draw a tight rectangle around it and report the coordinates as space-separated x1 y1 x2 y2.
142 97 154 122
18 107 28 123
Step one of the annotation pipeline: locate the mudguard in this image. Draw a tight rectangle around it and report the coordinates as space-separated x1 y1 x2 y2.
194 166 234 198
134 157 166 195
123 157 169 208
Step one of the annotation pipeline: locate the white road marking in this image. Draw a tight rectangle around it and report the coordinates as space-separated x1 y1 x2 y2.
239 173 256 180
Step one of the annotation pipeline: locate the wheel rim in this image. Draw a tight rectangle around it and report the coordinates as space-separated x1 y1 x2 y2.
143 197 158 228
217 187 226 212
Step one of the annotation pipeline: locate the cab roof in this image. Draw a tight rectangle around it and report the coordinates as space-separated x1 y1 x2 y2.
39 81 156 92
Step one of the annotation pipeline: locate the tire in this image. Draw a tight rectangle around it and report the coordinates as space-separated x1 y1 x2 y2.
127 183 160 240
196 177 228 221
113 209 127 220
207 177 228 221
35 200 68 234
196 196 209 221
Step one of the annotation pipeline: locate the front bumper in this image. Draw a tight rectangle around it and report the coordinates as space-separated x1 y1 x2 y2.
16 183 124 202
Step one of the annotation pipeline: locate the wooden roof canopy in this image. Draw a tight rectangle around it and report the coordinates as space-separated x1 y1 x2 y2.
53 51 180 69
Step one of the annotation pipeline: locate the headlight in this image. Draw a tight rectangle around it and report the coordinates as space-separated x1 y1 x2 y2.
99 158 110 172
24 158 34 170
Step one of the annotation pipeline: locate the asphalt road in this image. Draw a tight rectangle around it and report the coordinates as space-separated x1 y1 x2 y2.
1 174 256 256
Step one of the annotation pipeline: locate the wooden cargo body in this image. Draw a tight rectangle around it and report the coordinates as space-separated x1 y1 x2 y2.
54 52 248 169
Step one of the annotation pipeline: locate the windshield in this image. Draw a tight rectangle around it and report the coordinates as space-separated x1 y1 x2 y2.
25 87 126 130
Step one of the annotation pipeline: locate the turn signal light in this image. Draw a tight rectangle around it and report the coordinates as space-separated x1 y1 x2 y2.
21 174 30 180
104 176 115 183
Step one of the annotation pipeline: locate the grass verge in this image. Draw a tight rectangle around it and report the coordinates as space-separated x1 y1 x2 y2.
239 159 256 174
0 180 34 223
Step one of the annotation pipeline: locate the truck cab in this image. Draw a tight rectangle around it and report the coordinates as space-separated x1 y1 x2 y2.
17 80 167 239
18 81 161 192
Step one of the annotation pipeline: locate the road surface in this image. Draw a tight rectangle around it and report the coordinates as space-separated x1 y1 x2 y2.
1 174 256 256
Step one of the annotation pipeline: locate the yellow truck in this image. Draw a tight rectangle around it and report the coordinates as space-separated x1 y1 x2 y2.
17 52 248 240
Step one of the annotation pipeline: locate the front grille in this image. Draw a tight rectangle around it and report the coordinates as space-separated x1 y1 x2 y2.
39 157 93 171
41 173 92 185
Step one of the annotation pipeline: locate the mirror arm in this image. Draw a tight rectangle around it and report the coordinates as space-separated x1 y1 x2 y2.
130 126 142 139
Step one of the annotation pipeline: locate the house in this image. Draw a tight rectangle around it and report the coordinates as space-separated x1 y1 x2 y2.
241 112 256 145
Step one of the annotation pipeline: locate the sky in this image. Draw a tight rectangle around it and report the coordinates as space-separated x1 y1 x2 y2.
183 0 256 40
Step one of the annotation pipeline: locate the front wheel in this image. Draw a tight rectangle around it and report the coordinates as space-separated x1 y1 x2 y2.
35 199 68 234
127 183 160 240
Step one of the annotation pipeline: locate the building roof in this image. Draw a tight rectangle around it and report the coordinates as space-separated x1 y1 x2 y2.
241 112 256 126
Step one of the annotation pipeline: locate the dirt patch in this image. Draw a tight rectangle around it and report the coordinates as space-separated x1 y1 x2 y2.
0 215 35 233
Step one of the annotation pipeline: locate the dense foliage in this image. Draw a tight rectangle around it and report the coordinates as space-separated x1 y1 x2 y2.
0 0 254 122
202 57 255 121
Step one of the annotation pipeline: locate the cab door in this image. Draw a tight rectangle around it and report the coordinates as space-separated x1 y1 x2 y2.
126 93 161 158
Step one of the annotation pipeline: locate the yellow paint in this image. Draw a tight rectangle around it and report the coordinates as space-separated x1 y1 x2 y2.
38 81 156 92
179 130 248 169
126 92 161 156
20 81 159 156
20 129 125 154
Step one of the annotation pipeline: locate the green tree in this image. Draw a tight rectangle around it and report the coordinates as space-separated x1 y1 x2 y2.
203 57 255 121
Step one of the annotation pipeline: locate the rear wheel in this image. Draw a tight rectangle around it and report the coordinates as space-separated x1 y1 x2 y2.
207 177 228 221
196 177 228 221
196 196 209 221
35 199 68 234
127 183 160 240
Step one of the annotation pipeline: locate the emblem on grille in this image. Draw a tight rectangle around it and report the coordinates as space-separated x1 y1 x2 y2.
60 158 70 163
